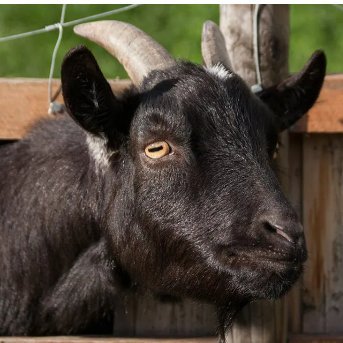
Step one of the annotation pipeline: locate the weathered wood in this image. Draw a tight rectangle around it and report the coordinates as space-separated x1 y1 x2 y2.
302 135 343 333
0 78 131 140
287 134 304 334
0 79 61 140
6 335 343 343
112 294 216 337
220 5 289 343
220 5 289 88
0 337 217 343
292 75 343 133
225 300 285 343
0 74 342 141
289 335 343 343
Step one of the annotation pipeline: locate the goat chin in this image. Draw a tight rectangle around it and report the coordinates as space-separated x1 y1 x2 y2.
223 255 304 301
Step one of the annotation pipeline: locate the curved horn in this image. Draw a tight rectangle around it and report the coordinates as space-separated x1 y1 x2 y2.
201 20 232 70
74 20 176 86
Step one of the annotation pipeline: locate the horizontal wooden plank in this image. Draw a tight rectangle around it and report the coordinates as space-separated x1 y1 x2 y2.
289 334 343 343
0 74 342 140
0 78 131 140
291 74 343 133
0 337 216 343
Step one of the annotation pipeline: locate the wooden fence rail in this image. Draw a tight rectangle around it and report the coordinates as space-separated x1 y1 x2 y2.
2 335 343 343
292 74 343 133
0 78 130 140
290 335 343 343
1 75 341 140
0 338 216 343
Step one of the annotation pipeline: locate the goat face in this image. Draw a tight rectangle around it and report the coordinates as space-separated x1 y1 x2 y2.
61 23 325 309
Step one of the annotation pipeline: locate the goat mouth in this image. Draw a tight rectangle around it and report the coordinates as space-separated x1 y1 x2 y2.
211 245 305 301
217 248 305 269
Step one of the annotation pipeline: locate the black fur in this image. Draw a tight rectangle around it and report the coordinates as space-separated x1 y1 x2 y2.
0 46 326 336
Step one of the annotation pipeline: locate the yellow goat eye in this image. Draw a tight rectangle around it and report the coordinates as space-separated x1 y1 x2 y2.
145 141 171 159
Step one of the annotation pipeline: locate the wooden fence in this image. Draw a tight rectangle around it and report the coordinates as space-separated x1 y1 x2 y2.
0 74 342 342
287 74 343 342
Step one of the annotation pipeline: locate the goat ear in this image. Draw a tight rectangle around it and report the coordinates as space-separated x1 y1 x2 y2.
61 46 128 140
257 50 326 131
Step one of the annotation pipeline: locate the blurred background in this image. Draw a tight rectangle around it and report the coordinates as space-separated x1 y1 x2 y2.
0 4 341 79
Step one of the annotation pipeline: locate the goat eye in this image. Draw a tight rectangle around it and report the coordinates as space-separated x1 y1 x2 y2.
145 141 171 159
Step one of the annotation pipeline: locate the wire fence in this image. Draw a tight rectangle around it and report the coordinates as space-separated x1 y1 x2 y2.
0 4 341 113
0 4 140 43
0 4 141 114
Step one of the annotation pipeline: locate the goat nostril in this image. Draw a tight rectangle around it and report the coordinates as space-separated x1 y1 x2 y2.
275 227 293 243
263 222 294 243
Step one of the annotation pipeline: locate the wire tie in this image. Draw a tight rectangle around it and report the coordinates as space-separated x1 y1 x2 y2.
45 23 62 32
48 101 67 115
251 84 263 93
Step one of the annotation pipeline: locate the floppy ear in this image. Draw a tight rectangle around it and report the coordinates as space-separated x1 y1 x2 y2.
257 50 326 131
61 46 130 142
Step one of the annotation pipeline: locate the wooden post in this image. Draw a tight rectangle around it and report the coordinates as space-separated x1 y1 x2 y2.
220 5 290 343
219 5 289 88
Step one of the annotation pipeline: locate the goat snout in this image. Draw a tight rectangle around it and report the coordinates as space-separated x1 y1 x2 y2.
259 213 306 257
263 217 303 243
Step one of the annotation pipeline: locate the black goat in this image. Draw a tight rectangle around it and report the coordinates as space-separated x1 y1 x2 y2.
0 20 326 338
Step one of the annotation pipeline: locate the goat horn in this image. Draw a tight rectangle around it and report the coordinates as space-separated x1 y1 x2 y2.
201 20 232 70
74 20 176 86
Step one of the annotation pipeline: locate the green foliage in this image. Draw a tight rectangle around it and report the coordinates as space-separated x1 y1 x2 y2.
0 4 341 80
290 5 343 73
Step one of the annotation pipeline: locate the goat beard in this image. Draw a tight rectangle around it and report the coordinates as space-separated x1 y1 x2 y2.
216 300 249 343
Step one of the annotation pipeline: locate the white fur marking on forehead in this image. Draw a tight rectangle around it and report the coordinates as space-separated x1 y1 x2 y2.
206 64 233 80
86 134 111 171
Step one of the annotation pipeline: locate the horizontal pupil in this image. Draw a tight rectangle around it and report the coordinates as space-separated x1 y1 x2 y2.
148 146 163 153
